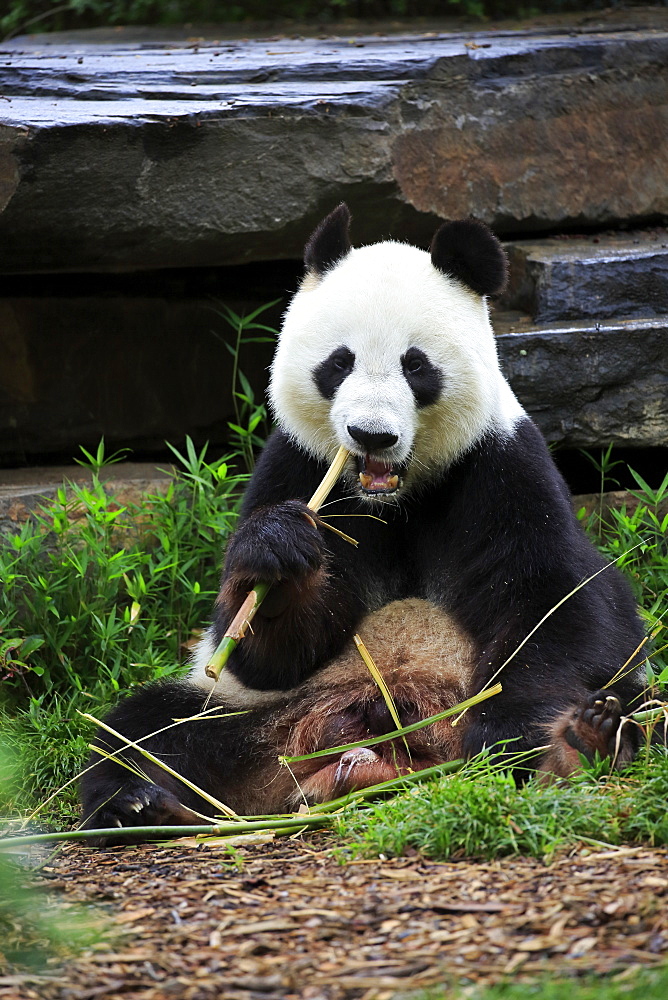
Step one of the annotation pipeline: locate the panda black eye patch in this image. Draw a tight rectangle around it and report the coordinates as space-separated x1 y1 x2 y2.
313 346 355 400
401 347 443 407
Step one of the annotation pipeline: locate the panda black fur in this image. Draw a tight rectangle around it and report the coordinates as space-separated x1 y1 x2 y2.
81 205 646 840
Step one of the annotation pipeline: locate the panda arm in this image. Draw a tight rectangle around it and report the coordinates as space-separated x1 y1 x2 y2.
411 419 645 760
211 431 369 690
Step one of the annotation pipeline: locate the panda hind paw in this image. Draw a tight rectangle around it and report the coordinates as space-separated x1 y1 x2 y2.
81 780 197 846
564 689 634 763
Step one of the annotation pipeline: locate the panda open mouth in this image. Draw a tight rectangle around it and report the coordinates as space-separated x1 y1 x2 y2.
357 455 402 495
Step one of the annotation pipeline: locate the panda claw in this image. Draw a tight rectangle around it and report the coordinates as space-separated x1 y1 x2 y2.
561 688 636 767
335 747 379 783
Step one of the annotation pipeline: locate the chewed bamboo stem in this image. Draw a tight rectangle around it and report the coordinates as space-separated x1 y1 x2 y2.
205 445 351 681
308 445 351 513
204 582 272 680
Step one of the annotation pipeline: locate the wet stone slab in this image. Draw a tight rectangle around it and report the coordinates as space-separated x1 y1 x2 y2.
1 26 668 271
503 230 668 323
495 313 668 449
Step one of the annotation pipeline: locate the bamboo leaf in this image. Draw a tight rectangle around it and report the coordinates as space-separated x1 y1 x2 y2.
353 634 409 755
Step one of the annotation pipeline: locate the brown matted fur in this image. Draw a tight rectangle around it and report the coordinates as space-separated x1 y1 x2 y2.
269 598 477 806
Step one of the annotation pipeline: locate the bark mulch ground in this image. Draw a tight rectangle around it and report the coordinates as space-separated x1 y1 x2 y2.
3 837 668 1000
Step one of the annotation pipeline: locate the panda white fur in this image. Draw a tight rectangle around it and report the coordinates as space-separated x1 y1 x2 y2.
81 205 645 839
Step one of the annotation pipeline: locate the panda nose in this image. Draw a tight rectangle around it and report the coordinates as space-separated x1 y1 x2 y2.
347 426 399 451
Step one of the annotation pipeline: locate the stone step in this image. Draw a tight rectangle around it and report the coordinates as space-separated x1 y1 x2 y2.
493 312 668 450
502 230 668 322
1 23 668 271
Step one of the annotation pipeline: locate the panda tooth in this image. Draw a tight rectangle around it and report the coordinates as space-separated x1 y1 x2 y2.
387 475 399 491
359 472 374 490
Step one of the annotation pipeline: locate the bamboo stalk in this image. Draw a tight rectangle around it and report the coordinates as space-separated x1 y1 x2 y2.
205 445 351 681
0 761 468 850
308 445 351 513
0 816 333 851
2 745 549 851
632 706 668 724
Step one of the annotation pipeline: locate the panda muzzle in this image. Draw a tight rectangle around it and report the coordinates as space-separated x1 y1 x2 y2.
358 455 400 494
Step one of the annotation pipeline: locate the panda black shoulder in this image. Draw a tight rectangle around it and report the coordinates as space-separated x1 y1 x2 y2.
445 417 587 545
238 430 329 516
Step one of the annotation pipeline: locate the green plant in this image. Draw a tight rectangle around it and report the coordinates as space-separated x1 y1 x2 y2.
0 436 251 820
336 748 668 863
211 299 277 473
415 963 668 1000
579 444 626 536
74 438 130 475
575 449 668 695
0 439 246 703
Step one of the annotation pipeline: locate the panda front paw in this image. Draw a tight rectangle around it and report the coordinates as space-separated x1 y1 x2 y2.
224 499 326 585
81 779 198 846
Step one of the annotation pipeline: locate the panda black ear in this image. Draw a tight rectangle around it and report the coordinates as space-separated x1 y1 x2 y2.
304 203 352 274
430 219 508 296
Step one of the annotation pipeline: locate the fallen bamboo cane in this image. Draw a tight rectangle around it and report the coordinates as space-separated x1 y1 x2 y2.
0 760 469 850
205 445 351 681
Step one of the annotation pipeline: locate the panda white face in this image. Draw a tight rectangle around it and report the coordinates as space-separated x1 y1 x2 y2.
268 209 524 499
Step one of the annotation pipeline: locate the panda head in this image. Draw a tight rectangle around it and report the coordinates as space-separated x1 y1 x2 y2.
268 204 524 499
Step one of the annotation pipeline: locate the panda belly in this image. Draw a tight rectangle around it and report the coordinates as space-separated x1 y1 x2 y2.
267 598 478 806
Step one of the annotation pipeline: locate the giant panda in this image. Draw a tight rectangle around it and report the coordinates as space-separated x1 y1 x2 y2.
81 205 646 840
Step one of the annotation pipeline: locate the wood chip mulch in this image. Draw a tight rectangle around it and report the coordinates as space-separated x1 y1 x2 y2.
3 837 668 1000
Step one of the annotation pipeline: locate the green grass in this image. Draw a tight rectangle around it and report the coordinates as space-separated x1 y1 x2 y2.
335 747 668 863
414 963 668 1000
0 441 247 820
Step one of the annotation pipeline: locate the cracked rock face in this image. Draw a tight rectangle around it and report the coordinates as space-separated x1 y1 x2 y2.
1 27 668 271
1 26 667 459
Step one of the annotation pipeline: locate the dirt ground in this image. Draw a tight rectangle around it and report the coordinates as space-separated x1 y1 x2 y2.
2 836 667 1000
